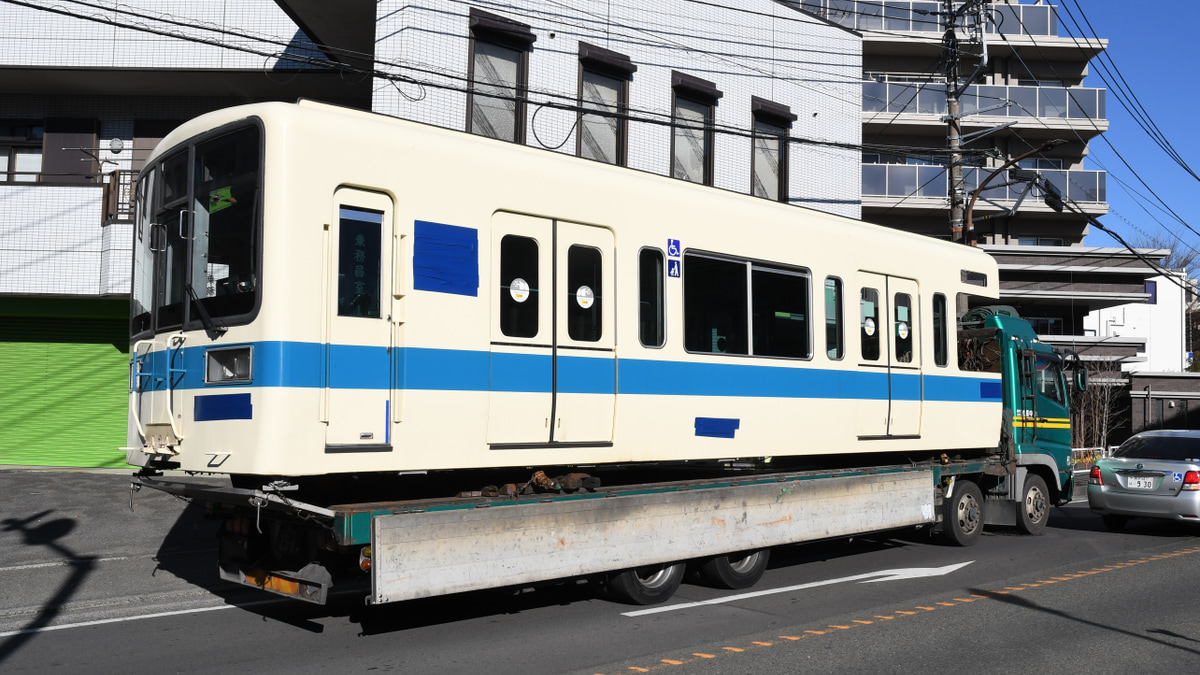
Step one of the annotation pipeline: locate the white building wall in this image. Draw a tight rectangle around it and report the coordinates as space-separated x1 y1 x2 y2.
1084 273 1189 372
0 185 104 295
374 0 862 219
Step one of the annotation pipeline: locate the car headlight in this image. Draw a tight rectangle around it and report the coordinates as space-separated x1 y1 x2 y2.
205 346 253 384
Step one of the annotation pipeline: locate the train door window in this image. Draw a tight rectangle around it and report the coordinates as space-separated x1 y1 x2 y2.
825 277 844 359
336 207 382 318
684 254 747 355
467 9 534 143
860 287 881 361
894 292 913 363
671 72 721 186
499 235 539 338
933 293 948 366
155 150 189 330
752 266 810 358
638 248 665 347
567 245 602 342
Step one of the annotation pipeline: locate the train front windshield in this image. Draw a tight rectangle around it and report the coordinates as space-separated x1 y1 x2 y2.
131 124 262 338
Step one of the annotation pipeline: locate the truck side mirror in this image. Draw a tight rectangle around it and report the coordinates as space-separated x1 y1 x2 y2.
1075 367 1088 392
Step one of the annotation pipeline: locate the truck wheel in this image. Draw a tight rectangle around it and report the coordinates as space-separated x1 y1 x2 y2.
606 562 686 605
1101 514 1128 531
696 549 770 590
1016 474 1049 535
942 479 984 546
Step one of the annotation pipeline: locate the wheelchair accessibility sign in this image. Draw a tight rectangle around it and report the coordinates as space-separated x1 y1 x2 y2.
668 239 681 257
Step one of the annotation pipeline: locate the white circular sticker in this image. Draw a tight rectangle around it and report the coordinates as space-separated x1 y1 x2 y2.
576 285 594 309
898 321 909 340
509 278 530 303
864 317 876 337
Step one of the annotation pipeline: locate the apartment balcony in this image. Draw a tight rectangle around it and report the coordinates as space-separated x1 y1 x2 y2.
862 163 1106 212
862 82 1107 137
799 1 1059 36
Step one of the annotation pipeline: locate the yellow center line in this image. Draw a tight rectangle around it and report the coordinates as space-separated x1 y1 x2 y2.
752 641 774 646
723 647 744 653
693 653 716 659
661 659 684 666
778 636 803 641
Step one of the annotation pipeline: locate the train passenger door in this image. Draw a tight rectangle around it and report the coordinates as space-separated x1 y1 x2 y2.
487 213 615 446
323 189 394 450
856 273 922 438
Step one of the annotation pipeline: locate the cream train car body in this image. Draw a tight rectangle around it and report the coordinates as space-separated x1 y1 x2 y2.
126 100 1002 478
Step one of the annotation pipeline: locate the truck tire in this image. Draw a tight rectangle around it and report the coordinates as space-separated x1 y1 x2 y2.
606 562 686 605
1016 474 1049 535
696 549 770 590
942 479 984 546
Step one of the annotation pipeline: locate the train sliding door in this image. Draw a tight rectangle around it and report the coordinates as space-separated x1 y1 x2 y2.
856 273 922 438
487 213 615 446
323 188 395 451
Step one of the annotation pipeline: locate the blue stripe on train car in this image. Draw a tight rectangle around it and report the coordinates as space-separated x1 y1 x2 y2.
695 417 740 438
194 393 252 421
148 342 1001 403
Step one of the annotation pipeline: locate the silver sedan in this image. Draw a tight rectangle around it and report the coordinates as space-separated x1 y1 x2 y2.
1087 429 1200 531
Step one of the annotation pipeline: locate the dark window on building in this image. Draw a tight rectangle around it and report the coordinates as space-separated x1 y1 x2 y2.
933 293 948 366
639 248 665 347
499 235 539 338
825 277 844 359
42 118 98 184
861 287 881 361
467 9 535 143
750 97 796 202
1145 280 1158 305
671 72 721 185
337 208 382 318
684 254 747 354
567 245 602 342
0 121 44 183
578 42 635 166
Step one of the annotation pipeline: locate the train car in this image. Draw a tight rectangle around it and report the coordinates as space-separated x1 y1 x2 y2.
126 100 1006 481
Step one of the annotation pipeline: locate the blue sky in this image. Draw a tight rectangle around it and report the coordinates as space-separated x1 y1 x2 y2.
1065 1 1200 257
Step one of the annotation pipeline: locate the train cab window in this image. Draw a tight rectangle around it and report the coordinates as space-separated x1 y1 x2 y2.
336 207 382 318
894 293 913 363
567 245 602 342
684 254 747 355
860 288 881 361
933 293 948 366
638 248 665 347
825 277 844 359
499 235 539 338
752 266 810 358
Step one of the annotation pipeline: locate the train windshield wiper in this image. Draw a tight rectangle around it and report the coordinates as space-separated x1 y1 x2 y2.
185 282 228 340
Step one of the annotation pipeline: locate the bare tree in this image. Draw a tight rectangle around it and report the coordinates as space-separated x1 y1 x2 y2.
1070 361 1129 450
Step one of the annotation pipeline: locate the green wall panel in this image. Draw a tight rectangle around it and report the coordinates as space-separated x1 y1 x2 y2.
0 316 129 468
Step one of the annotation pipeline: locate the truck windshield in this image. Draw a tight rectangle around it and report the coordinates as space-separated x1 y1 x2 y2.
130 124 262 339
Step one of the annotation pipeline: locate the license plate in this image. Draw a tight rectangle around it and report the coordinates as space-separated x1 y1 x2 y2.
1127 476 1156 490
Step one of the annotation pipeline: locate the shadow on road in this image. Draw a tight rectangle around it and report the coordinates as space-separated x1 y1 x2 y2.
0 510 96 665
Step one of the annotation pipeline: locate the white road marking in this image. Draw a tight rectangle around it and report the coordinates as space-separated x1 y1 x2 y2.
621 561 974 617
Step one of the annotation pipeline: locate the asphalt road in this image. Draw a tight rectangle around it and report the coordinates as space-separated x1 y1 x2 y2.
1 469 1197 673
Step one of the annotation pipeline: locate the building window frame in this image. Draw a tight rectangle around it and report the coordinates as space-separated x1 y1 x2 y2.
577 42 635 166
750 97 796 202
466 8 536 144
671 71 721 186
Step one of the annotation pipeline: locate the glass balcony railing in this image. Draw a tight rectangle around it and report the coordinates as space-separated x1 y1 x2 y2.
863 82 1106 121
862 164 1106 203
799 1 1059 37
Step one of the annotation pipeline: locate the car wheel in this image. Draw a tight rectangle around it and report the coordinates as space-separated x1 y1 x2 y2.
1016 474 1049 535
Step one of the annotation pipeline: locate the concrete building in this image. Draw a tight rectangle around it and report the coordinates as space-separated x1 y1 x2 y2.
0 0 861 467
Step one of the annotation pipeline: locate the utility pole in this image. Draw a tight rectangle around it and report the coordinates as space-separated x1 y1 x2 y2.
940 0 990 244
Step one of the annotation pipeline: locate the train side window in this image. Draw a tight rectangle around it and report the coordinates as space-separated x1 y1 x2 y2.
933 293 948 366
684 254 747 355
567 245 602 342
337 207 383 318
825 277 844 359
894 292 913 363
499 235 539 338
752 267 810 358
860 287 880 361
638 248 665 347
